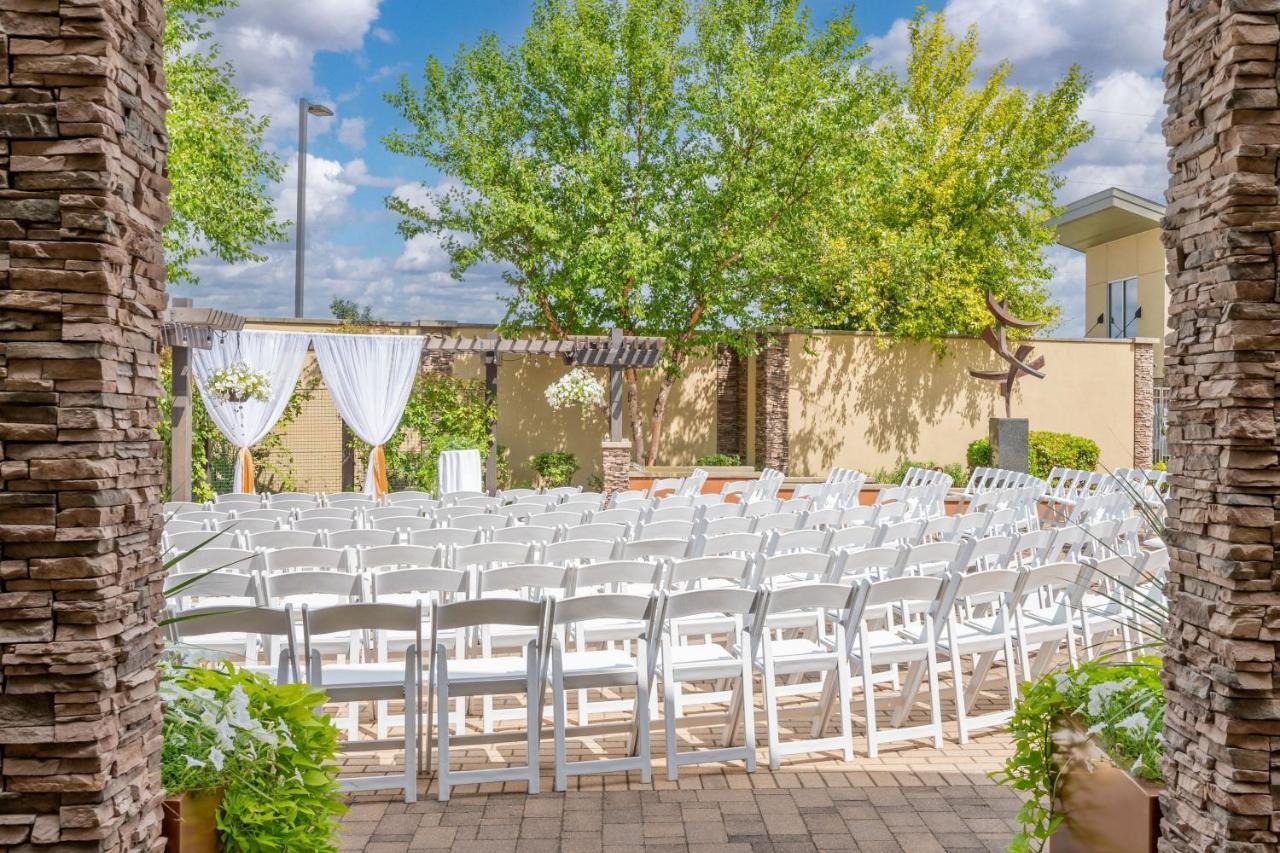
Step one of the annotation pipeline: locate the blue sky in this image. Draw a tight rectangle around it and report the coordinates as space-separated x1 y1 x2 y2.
175 0 1168 334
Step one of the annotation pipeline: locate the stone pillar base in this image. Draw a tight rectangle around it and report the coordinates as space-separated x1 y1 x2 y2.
990 417 1029 473
601 439 633 499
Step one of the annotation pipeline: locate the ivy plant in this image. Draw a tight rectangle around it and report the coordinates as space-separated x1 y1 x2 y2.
992 656 1164 852
162 662 346 852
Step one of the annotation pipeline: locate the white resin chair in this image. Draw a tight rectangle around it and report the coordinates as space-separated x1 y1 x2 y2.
659 587 762 780
304 602 422 803
427 598 551 801
549 593 659 790
168 604 298 685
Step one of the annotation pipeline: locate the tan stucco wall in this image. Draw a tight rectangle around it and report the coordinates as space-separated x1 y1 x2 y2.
1083 229 1167 377
787 333 1140 477
229 320 1142 491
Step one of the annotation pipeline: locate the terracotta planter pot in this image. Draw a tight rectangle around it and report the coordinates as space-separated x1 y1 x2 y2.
162 788 222 853
1051 720 1162 853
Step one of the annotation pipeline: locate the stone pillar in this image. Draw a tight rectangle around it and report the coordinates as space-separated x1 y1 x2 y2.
0 1 169 850
1160 2 1280 849
601 439 632 499
1132 340 1154 469
714 346 746 459
754 334 790 472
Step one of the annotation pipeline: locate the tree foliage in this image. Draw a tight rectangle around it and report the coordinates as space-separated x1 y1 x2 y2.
164 0 287 285
384 1 1090 463
330 298 378 323
809 15 1090 339
385 0 885 463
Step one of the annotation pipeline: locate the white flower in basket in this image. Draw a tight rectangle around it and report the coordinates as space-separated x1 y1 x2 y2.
206 363 271 404
545 368 606 411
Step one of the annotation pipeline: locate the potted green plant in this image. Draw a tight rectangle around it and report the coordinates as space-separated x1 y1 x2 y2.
993 656 1165 853
161 662 345 852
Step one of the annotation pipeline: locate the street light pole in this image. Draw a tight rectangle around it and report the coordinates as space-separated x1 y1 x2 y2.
294 97 333 319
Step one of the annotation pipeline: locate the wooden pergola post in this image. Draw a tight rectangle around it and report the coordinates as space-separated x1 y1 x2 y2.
483 332 500 496
170 297 194 502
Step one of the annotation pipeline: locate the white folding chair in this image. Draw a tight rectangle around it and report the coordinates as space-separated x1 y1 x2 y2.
427 598 551 800
1013 561 1093 680
304 602 422 803
367 506 422 522
701 502 745 522
692 531 764 558
528 510 589 528
826 525 877 554
665 556 753 591
326 494 378 510
327 529 397 550
659 587 762 780
410 527 481 549
645 505 699 524
702 515 754 536
261 545 347 573
385 490 436 505
167 546 258 576
168 604 299 685
164 519 205 536
293 516 358 535
237 507 294 524
561 522 629 542
635 519 697 541
371 515 436 536
590 507 643 527
491 525 559 545
549 593 659 789
753 583 858 768
165 529 240 552
839 576 946 757
619 538 690 563
163 571 264 663
541 537 620 567
766 528 830 556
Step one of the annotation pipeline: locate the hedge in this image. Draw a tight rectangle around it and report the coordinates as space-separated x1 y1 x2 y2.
966 431 1100 479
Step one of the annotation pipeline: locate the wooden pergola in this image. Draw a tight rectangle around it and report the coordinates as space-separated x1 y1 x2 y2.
162 308 665 499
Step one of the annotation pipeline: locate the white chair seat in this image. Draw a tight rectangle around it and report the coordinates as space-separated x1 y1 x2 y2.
559 649 638 685
316 662 408 688
446 654 532 681
851 629 933 663
574 617 645 642
761 637 839 675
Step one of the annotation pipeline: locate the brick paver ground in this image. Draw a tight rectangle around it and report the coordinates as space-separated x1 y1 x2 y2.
337 682 1023 851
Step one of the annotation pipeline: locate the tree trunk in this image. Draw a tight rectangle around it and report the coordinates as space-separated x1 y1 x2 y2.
645 376 676 467
623 368 646 463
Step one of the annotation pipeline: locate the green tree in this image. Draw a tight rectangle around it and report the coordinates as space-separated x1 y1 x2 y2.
809 14 1091 341
384 0 888 464
165 0 287 285
330 298 378 323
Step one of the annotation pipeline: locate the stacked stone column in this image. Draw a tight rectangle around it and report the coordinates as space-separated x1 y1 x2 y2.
1160 1 1280 849
0 1 169 850
1133 340 1155 469
754 334 789 472
714 345 746 459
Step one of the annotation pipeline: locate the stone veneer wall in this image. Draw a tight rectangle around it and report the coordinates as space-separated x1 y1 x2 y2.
754 334 789 472
1132 340 1154 468
600 439 632 497
1161 1 1280 849
714 346 745 459
0 1 170 849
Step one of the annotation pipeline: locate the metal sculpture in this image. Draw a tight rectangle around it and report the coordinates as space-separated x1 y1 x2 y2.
969 291 1045 418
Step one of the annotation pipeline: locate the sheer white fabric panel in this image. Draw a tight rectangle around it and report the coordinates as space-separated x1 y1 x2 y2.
191 330 312 493
312 333 424 495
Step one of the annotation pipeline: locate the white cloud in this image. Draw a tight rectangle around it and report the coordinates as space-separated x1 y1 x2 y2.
337 117 367 150
275 154 358 226
868 0 1164 87
207 0 383 133
340 159 400 188
1044 245 1088 336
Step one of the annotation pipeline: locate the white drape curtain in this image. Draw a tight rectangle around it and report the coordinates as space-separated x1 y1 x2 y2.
191 330 312 493
312 333 424 496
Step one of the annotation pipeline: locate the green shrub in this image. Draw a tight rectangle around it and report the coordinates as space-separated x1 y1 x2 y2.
967 430 1100 479
530 451 579 487
353 373 510 492
162 663 345 852
694 452 742 467
870 459 964 485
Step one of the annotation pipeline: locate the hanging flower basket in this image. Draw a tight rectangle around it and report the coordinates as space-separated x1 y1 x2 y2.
545 368 606 411
206 363 271 405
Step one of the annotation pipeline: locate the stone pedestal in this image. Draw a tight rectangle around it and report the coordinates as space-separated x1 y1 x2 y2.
754 334 790 471
990 418 1029 473
601 439 632 498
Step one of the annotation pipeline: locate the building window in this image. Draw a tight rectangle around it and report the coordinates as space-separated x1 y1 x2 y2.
1107 277 1139 338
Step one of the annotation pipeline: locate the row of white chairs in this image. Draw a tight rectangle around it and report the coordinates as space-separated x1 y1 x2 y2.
170 545 1165 802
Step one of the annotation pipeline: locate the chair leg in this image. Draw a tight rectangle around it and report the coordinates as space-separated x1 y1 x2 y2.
636 674 652 785
741 665 757 773
951 651 969 745
862 660 879 759
553 666 568 792
436 679 451 802
835 657 854 761
404 667 418 804
526 663 541 795
925 651 944 750
424 657 436 775
761 657 781 771
664 680 681 782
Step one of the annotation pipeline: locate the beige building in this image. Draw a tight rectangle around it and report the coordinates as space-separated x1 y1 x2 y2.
1050 187 1167 377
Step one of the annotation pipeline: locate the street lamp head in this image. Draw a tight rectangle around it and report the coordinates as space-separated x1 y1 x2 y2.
306 102 334 117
